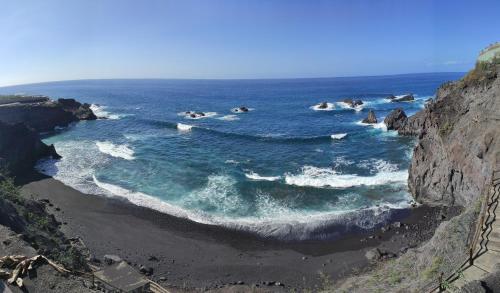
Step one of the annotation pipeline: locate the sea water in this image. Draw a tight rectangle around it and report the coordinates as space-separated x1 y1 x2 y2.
0 73 463 239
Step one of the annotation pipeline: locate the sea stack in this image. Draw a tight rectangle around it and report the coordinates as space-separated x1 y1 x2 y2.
362 110 377 124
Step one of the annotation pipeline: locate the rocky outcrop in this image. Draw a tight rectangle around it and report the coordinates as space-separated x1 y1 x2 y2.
0 122 60 175
57 98 97 120
402 63 499 206
384 108 407 130
0 95 95 174
362 110 377 124
342 98 363 108
391 94 414 102
0 96 96 132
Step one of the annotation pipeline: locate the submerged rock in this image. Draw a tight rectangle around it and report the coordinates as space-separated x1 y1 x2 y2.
318 102 328 109
362 110 378 124
342 98 364 108
233 106 250 112
391 94 414 102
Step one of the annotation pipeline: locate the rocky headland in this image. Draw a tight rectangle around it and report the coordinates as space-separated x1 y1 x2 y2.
334 56 500 292
0 96 96 175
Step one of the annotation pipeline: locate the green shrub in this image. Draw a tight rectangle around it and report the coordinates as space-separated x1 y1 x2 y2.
423 256 443 280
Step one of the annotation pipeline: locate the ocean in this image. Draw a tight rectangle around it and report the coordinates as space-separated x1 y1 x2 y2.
0 73 463 240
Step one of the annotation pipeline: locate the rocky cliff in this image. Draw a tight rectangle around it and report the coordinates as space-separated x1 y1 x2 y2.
0 96 96 132
0 96 96 175
387 62 499 206
0 122 60 175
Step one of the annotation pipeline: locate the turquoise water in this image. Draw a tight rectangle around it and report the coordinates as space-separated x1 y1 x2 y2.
1 73 463 239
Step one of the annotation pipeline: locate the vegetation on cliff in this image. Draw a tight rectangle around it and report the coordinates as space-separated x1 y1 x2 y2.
0 170 89 271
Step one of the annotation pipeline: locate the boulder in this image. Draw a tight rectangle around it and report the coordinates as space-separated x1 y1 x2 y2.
391 94 414 102
362 110 377 124
365 248 382 261
384 108 408 130
386 95 397 100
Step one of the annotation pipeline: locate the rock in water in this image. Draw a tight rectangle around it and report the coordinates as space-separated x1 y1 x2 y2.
362 110 377 124
342 98 364 108
384 108 408 130
386 95 397 100
353 100 364 107
318 102 328 109
391 94 415 102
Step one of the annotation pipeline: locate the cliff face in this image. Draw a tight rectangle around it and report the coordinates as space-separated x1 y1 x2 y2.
0 122 60 175
0 96 96 175
403 64 500 206
0 97 96 132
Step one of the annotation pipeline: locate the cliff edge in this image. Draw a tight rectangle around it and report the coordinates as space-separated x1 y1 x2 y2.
392 62 500 206
0 96 96 175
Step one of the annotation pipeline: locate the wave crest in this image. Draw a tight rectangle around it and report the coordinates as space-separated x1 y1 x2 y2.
90 104 122 120
284 165 407 188
96 141 135 160
245 171 281 181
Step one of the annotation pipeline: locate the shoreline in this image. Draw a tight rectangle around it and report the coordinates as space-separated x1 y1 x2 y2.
18 171 461 290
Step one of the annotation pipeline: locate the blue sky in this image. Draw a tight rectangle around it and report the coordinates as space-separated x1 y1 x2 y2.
0 0 499 86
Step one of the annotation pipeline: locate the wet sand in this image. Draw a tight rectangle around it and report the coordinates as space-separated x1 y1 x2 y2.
19 172 460 291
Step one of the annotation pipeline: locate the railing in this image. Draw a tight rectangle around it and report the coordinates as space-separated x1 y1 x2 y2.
424 170 500 292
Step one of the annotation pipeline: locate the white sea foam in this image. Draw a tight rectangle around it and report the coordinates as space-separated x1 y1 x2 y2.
284 166 407 188
224 159 240 164
310 102 335 111
356 120 388 131
218 114 239 121
330 133 347 140
35 139 412 240
359 159 399 174
95 141 135 160
37 142 412 239
177 123 193 131
90 104 122 120
245 171 281 181
92 176 207 222
336 102 364 112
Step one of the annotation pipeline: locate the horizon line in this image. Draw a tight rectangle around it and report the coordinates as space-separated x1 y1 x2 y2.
0 71 467 89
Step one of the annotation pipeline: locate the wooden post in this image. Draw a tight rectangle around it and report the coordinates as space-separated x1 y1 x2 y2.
438 272 444 292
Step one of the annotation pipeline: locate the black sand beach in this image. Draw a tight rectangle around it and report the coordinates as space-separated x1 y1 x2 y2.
18 172 461 291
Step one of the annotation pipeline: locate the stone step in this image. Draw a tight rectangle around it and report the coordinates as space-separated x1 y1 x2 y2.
452 265 489 290
488 239 500 252
490 230 500 242
474 250 500 272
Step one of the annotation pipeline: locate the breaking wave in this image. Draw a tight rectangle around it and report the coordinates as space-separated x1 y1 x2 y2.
90 104 122 120
244 171 281 181
284 165 407 188
331 133 347 140
96 141 135 160
177 123 193 131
